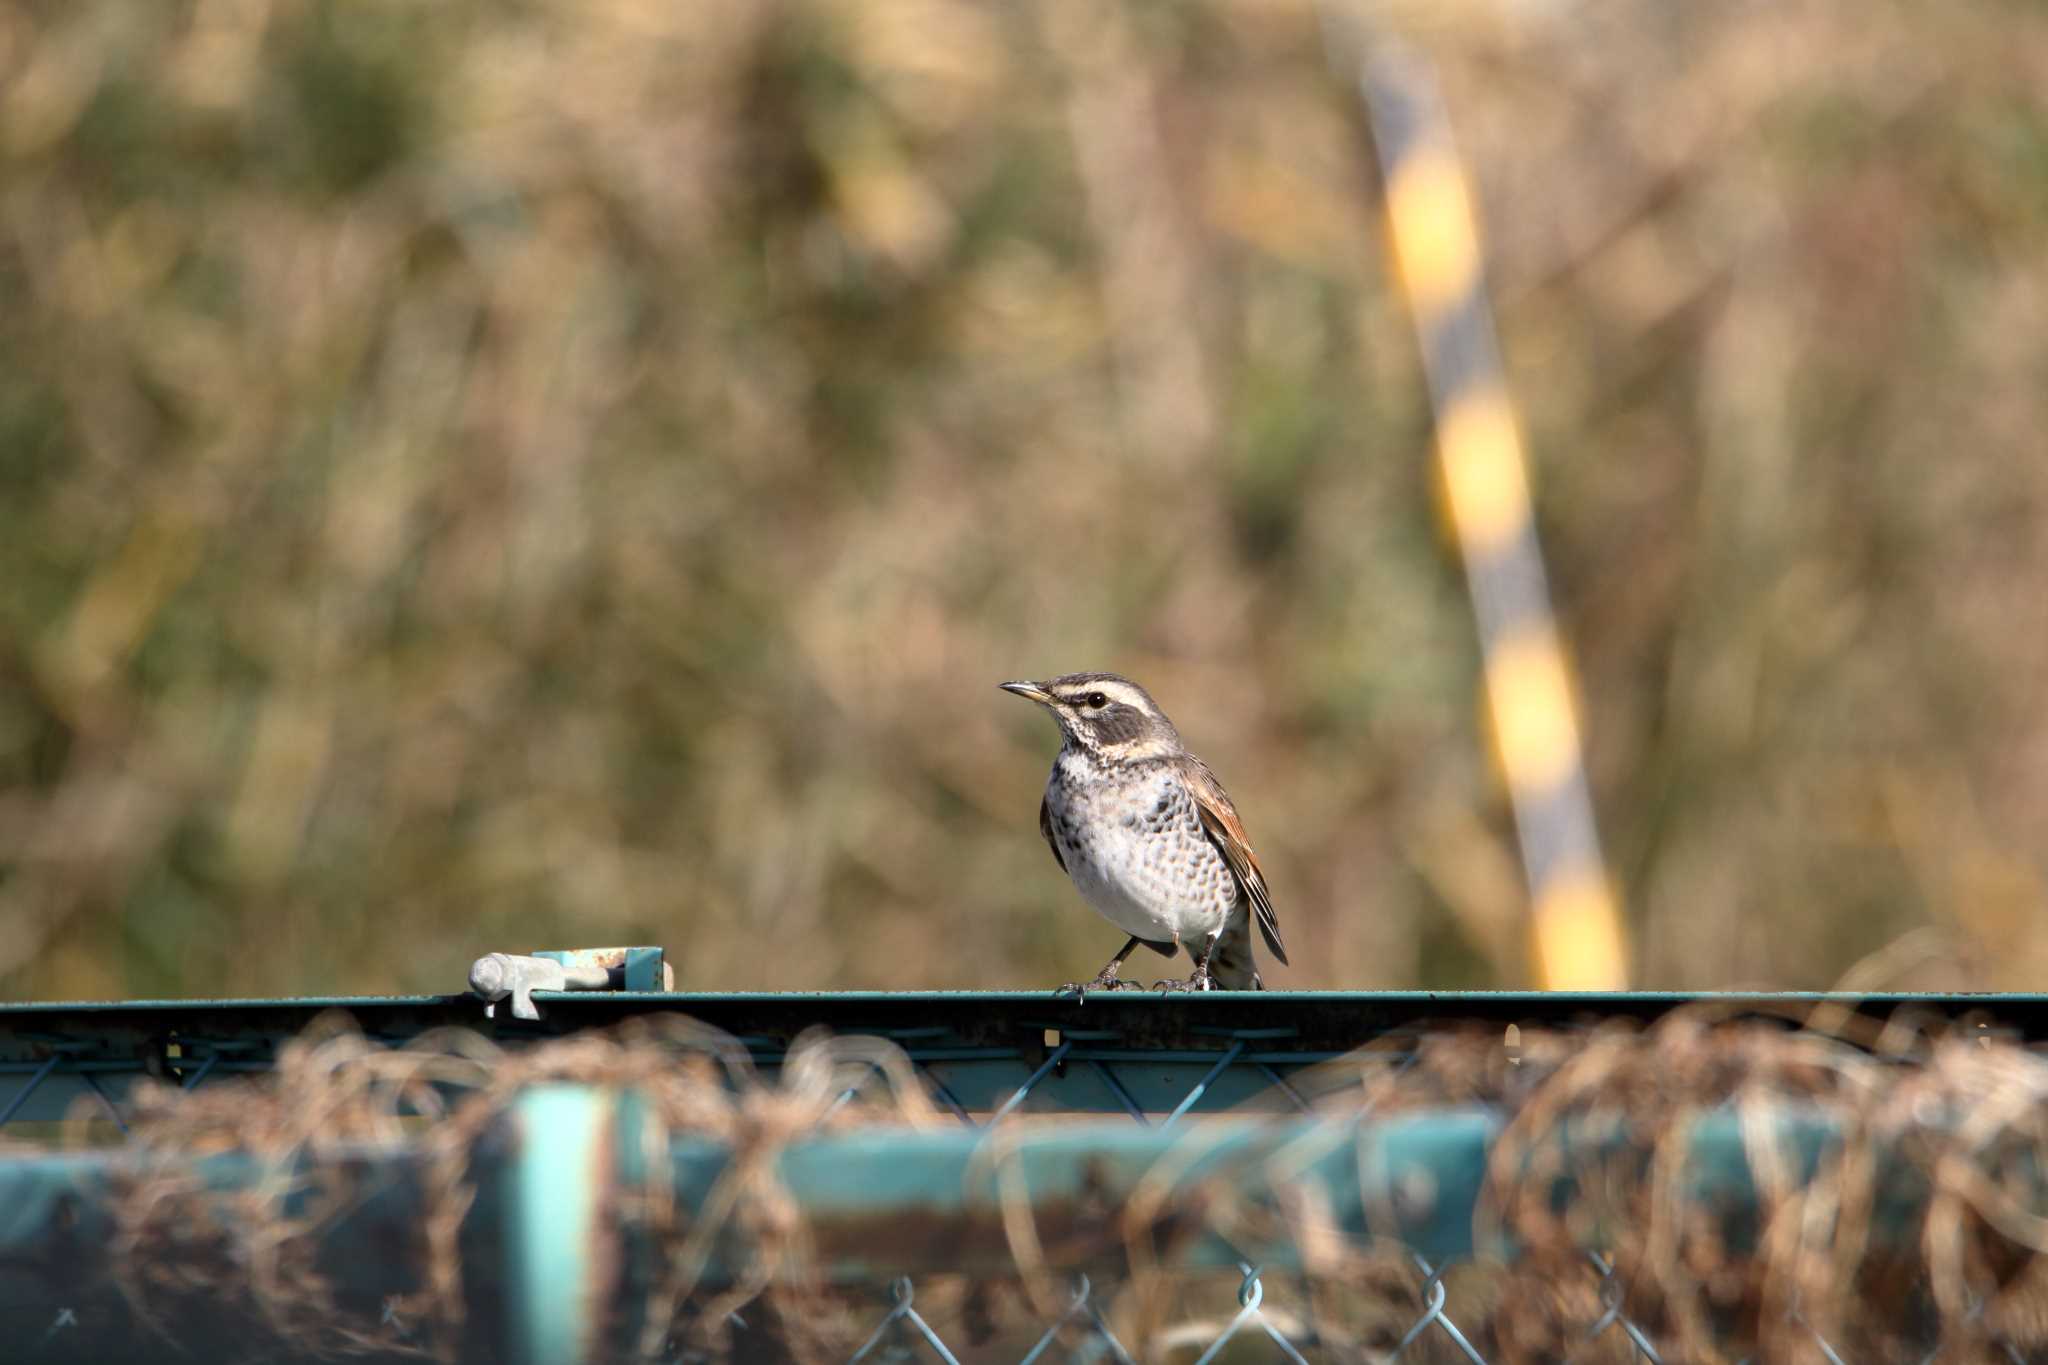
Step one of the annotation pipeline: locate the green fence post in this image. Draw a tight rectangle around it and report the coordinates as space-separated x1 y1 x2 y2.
507 1085 613 1365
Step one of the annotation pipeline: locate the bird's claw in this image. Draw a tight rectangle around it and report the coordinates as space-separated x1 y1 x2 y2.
1056 974 1141 999
1152 975 1213 994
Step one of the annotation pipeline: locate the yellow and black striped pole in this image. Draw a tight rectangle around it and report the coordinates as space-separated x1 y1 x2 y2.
1350 38 1627 990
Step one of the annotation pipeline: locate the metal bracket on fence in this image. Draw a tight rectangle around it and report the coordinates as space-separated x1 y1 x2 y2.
468 947 673 1020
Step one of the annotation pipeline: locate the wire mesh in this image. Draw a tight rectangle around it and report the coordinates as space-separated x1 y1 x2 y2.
3 992 2047 1362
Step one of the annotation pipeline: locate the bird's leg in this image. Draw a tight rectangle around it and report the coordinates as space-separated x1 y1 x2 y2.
1156 932 1219 993
1058 936 1145 997
1186 931 1220 991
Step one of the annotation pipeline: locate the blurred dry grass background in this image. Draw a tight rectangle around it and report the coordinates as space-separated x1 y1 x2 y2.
3 0 2047 999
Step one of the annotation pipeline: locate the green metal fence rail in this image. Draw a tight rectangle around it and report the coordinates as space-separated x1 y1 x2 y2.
6 989 2041 1129
2 991 2044 1363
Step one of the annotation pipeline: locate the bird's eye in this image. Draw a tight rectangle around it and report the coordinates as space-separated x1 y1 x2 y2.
1086 692 1108 709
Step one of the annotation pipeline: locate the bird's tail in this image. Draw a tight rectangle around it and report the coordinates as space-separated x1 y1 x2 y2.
1207 910 1266 991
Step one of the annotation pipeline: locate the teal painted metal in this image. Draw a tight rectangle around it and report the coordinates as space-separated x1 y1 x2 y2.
0 1149 114 1253
620 947 668 992
0 1098 2010 1361
509 1086 610 1365
4 986 2048 1010
0 986 2033 1362
0 1106 1941 1269
0 1145 480 1361
528 948 666 989
6 987 2048 1013
1 990 2038 1130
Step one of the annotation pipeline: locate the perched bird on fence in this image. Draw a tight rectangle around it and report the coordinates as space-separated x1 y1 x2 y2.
1000 673 1288 992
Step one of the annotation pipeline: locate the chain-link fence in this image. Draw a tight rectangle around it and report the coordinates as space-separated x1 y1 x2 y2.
4 991 2048 1362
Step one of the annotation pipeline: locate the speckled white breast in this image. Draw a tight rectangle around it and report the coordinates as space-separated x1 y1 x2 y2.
1042 749 1237 946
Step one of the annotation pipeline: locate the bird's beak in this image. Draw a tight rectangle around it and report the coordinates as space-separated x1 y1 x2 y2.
999 680 1056 706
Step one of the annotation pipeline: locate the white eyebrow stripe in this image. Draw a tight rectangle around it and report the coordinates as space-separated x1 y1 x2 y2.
1060 680 1151 711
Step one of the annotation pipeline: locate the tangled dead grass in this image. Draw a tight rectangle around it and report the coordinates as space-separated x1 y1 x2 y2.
1298 1005 2048 1363
88 1006 2048 1363
105 1014 942 1360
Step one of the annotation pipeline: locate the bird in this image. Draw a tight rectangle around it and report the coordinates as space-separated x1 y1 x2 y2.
999 672 1288 991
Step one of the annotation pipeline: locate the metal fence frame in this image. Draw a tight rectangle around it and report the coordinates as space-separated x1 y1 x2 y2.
2 990 2042 1363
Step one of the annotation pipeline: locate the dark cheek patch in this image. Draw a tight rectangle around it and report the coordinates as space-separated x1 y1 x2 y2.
1091 706 1145 745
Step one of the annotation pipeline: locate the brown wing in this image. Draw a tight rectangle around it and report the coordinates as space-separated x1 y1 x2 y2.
1184 756 1288 965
